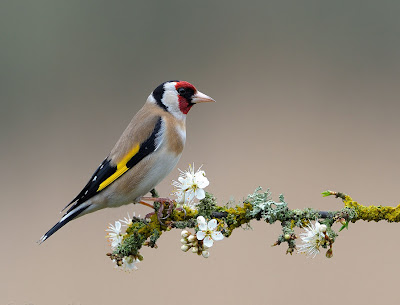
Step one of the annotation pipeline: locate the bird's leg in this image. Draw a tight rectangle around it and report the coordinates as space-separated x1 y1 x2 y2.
141 196 173 203
137 201 155 209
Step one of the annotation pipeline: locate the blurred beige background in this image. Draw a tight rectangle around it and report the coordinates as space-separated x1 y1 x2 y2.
1 1 400 304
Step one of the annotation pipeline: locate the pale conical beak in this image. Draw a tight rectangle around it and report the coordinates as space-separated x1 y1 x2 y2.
191 91 216 103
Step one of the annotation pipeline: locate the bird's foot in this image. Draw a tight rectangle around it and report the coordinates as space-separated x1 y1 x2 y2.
140 197 176 225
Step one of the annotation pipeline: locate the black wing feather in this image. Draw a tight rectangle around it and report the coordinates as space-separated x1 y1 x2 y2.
63 117 163 214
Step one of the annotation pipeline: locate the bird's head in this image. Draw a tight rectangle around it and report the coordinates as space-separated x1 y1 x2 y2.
148 80 215 119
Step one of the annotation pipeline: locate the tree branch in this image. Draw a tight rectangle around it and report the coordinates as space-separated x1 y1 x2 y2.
106 188 400 269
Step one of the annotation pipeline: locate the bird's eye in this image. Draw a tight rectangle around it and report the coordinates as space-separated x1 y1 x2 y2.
178 87 186 95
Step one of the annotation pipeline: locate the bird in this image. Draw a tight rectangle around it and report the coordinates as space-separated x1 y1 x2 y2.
39 80 215 243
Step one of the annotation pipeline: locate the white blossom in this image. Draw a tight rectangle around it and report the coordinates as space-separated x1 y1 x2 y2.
173 163 209 206
196 216 224 248
106 221 123 250
119 212 140 227
297 221 328 258
117 255 139 272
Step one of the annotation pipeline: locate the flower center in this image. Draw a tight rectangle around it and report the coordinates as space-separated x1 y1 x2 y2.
205 229 212 236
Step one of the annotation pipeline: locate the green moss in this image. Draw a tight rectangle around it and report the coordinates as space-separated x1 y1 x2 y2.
173 219 197 229
117 232 146 257
148 229 161 248
197 192 217 218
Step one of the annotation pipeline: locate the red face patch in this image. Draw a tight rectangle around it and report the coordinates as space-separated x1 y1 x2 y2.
175 81 197 114
178 96 193 114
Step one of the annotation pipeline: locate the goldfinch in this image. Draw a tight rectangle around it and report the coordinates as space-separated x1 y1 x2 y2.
39 80 215 243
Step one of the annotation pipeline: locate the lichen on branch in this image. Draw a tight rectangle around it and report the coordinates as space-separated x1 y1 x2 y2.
106 187 400 271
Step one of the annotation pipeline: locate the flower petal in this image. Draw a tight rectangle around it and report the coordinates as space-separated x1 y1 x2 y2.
196 174 209 188
121 256 139 271
175 191 185 203
203 236 214 248
187 191 195 202
186 172 194 181
195 188 205 200
197 216 207 231
196 231 206 240
211 231 224 241
207 219 218 230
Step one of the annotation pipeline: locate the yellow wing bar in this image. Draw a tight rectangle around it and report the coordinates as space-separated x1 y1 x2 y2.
97 144 140 192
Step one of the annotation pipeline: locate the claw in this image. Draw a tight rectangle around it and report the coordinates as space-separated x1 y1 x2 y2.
160 203 174 220
145 211 155 219
175 207 187 217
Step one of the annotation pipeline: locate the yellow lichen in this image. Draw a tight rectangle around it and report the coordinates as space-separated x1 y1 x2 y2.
224 202 252 236
343 195 400 222
171 206 197 221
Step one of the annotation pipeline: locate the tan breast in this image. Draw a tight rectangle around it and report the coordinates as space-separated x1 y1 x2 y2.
164 113 186 155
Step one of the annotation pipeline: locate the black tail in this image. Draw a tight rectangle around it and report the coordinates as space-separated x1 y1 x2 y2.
38 205 89 244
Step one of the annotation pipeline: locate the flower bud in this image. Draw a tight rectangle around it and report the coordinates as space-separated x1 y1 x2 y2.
191 247 199 253
326 248 333 258
202 251 210 258
286 248 294 255
181 245 190 252
180 238 188 244
319 224 327 233
284 234 291 240
188 235 197 243
181 230 190 238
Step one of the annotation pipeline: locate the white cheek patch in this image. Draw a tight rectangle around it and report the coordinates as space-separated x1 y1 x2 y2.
163 82 177 91
162 82 187 120
162 91 179 108
148 81 188 120
162 82 179 111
